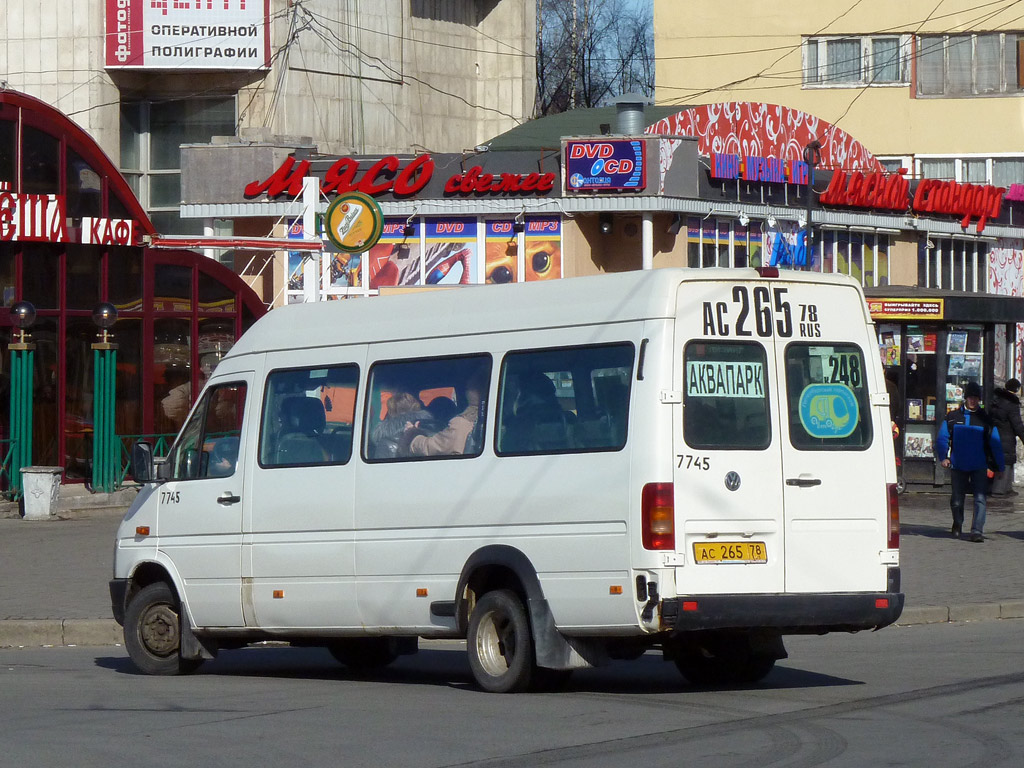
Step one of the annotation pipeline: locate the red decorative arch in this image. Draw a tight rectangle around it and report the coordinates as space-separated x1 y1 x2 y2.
645 102 883 173
0 88 155 233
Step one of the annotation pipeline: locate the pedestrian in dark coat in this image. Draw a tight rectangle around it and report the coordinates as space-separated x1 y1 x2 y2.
988 378 1024 496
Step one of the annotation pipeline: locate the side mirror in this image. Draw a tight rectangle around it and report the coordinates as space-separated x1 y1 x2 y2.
183 448 202 480
130 441 154 483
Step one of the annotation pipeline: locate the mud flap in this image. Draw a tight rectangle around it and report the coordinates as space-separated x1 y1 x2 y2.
179 607 218 661
527 597 609 670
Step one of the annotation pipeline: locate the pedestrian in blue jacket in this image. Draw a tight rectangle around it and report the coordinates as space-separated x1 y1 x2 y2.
936 381 1004 542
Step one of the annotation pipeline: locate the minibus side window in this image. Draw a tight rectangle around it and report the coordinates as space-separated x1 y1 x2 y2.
362 354 491 461
165 382 248 480
259 365 359 467
784 343 873 450
683 342 771 450
495 343 634 455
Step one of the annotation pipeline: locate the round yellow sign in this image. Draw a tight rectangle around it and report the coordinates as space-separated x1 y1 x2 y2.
324 192 384 253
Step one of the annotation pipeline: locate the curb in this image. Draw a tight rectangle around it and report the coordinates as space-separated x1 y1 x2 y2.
895 601 1024 625
0 619 122 648
3 606 1024 649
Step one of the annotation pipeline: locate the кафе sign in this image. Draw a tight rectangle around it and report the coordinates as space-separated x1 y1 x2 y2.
0 186 139 246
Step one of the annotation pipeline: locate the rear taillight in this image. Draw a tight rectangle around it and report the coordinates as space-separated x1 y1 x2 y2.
887 482 900 549
642 482 675 550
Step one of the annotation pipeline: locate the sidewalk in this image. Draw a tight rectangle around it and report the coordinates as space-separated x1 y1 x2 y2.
1 490 1023 647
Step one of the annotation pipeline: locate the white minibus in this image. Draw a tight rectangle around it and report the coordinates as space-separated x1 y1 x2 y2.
111 267 902 692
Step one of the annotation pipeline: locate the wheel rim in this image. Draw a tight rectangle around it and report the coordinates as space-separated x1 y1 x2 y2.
475 607 517 678
139 602 179 657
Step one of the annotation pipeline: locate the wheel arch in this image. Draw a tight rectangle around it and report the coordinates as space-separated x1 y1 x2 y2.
453 545 545 636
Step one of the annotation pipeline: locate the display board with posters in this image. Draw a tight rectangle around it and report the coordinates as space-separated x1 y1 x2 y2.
523 217 561 281
105 0 271 70
423 218 477 286
368 219 423 289
485 221 518 284
286 218 305 304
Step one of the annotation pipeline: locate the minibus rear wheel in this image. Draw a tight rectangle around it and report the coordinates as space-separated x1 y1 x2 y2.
124 582 203 676
467 589 535 693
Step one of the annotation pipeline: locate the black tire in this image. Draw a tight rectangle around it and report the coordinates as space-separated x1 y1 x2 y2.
123 582 202 676
328 638 402 671
467 589 535 693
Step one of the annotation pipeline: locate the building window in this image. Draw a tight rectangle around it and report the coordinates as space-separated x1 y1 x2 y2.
804 36 909 86
916 33 1022 97
914 156 1024 185
918 238 988 292
120 97 236 235
818 230 890 288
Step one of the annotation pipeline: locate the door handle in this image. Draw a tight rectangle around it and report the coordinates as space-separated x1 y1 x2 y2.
217 492 241 505
785 478 822 487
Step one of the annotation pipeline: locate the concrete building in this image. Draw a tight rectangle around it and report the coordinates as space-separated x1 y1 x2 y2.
653 0 1024 183
1 0 536 234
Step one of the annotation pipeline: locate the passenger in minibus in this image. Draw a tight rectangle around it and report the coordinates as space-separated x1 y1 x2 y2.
370 389 431 459
404 370 487 456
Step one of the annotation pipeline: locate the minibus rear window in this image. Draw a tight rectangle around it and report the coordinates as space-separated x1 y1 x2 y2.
784 342 873 450
683 341 771 450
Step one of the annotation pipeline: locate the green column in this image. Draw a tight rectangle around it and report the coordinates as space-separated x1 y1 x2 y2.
92 342 118 493
9 343 35 497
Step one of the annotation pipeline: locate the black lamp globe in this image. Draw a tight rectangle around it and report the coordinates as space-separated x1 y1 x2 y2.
10 301 36 330
92 302 118 329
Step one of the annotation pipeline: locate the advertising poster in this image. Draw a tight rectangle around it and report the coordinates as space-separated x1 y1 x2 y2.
105 0 271 70
565 139 646 191
368 219 423 289
524 217 561 281
424 218 477 285
485 220 518 284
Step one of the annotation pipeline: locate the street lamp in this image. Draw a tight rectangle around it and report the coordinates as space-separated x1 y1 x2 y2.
91 302 119 493
9 301 37 496
803 140 822 270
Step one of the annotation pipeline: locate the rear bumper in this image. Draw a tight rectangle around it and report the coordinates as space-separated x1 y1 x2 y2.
662 591 904 634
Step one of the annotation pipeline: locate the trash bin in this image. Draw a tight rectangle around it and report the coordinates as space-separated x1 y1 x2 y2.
20 466 63 520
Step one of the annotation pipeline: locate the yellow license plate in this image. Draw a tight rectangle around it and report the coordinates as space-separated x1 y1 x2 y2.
692 541 767 564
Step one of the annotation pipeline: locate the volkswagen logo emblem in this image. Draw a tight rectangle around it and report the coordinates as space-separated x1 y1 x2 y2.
724 472 741 491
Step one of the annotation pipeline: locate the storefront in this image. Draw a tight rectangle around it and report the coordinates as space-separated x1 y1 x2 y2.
0 89 264 484
181 101 1024 493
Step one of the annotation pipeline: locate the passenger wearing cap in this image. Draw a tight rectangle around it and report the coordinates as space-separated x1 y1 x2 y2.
987 378 1024 496
936 381 1004 542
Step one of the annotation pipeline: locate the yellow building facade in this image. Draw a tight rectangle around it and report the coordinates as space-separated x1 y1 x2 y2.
654 0 1024 183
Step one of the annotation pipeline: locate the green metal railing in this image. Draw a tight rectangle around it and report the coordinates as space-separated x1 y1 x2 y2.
115 433 176 488
0 439 19 501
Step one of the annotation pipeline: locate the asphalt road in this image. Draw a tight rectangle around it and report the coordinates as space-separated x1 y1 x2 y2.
3 620 1023 768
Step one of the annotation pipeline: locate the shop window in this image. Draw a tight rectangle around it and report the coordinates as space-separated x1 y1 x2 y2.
108 247 143 311
198 270 236 313
153 318 193 435
65 245 102 310
65 149 103 220
0 246 15 307
153 263 192 312
198 318 235 376
21 126 60 194
919 237 987 292
30 317 59 466
0 119 15 184
119 97 235 235
21 243 60 309
113 318 143 438
64 317 98 480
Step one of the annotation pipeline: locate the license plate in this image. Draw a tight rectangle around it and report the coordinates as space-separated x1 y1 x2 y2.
692 541 767 564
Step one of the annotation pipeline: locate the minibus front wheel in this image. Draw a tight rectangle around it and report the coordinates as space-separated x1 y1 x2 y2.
468 589 536 693
124 582 203 676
